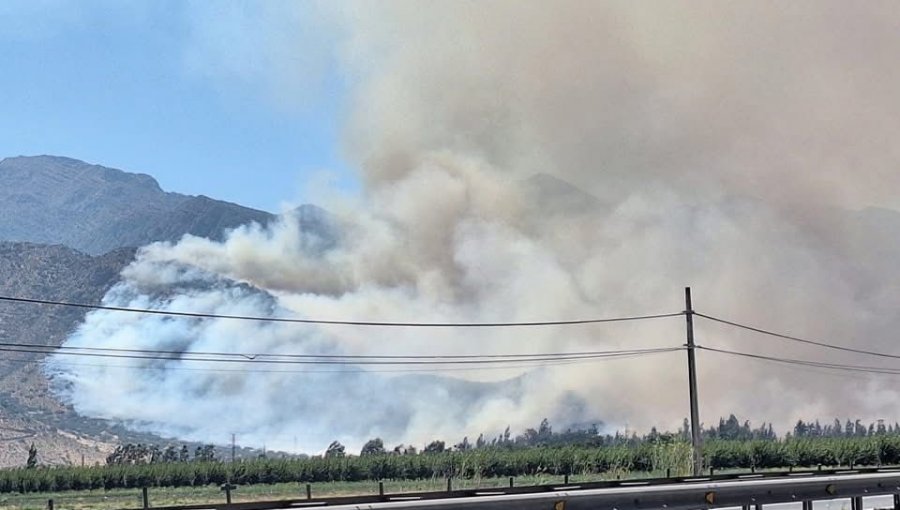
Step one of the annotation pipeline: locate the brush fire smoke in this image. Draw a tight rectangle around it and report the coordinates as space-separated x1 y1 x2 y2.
49 1 900 453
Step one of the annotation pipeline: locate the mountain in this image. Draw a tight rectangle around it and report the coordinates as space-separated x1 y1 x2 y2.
0 156 314 467
0 157 625 466
0 161 601 467
0 156 275 255
0 242 151 466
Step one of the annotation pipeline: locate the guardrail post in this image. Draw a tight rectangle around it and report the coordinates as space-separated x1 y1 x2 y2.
447 478 452 492
306 483 312 500
142 487 149 509
47 499 53 510
509 477 514 488
379 481 384 496
564 474 569 484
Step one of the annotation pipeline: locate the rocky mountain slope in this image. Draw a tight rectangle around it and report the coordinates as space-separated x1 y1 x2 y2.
0 156 275 255
0 156 293 467
0 242 154 467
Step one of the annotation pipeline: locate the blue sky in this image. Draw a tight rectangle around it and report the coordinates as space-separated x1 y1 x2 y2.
0 1 351 212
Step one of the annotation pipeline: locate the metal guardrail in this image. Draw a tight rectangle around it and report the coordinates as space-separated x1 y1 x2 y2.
75 466 900 510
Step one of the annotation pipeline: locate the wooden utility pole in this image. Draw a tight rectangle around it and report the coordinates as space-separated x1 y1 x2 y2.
684 287 702 476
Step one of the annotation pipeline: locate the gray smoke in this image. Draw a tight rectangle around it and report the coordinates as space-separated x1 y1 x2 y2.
50 1 900 452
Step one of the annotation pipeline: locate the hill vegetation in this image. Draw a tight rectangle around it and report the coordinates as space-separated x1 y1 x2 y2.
4 416 900 494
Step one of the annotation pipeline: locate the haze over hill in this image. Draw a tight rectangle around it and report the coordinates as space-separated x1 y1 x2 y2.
0 241 150 467
0 153 613 461
0 156 327 466
4 148 900 464
0 156 275 255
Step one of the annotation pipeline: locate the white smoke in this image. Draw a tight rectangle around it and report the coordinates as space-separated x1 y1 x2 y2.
49 1 900 452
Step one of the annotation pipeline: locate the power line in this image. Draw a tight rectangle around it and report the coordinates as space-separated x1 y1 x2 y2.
695 312 900 361
0 345 683 366
6 349 683 374
0 295 683 327
698 345 900 376
0 340 675 361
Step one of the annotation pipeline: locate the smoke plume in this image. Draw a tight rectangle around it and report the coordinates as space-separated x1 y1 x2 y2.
50 1 900 452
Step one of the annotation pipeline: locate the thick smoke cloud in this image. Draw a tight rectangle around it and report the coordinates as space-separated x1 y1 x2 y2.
49 1 900 451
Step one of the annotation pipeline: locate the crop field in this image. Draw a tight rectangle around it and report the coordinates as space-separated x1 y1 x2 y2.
0 442 690 494
2 436 899 509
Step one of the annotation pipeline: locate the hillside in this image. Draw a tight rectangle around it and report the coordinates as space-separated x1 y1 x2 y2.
0 156 299 467
0 242 153 467
0 156 275 255
0 154 340 467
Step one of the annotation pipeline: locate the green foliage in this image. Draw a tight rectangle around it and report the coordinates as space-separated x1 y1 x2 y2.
423 441 446 454
649 438 692 475
5 436 900 494
325 441 346 458
25 444 37 470
106 443 216 465
194 445 216 463
360 438 385 456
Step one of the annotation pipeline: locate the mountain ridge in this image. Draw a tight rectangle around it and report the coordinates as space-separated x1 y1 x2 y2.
0 155 275 255
0 155 292 467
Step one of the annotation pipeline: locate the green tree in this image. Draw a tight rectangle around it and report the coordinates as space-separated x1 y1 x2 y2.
360 438 385 456
179 445 190 462
538 418 552 440
194 444 216 462
162 446 178 463
26 443 37 469
325 441 346 458
423 440 445 454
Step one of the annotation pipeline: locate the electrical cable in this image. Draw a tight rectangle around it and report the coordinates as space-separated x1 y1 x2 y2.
697 345 900 375
695 312 900 360
0 295 683 327
0 339 675 361
4 348 683 374
0 345 683 366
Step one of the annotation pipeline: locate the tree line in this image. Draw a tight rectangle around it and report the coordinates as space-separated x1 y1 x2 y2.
328 415 900 458
105 444 216 465
8 435 900 494
96 415 900 468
